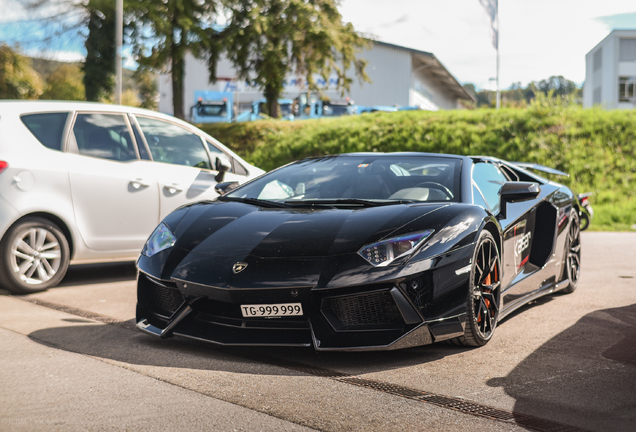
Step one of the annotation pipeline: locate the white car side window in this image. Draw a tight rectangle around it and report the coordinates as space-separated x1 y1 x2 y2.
137 116 211 170
73 113 137 162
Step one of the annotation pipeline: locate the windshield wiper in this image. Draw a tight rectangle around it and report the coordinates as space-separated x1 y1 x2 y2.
284 199 414 208
218 196 290 208
282 201 337 209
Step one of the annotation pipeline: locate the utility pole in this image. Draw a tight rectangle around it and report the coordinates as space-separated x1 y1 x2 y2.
115 0 123 104
495 1 500 109
479 0 500 109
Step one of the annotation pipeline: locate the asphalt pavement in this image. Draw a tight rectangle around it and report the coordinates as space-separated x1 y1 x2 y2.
0 232 634 431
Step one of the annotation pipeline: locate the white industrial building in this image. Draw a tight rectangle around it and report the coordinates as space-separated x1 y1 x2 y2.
584 29 636 109
158 40 474 118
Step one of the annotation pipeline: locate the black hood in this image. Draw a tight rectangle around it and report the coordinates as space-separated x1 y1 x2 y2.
172 200 446 258
140 200 485 290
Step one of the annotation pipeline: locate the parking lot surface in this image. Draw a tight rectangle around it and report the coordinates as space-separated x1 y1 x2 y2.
1 232 634 431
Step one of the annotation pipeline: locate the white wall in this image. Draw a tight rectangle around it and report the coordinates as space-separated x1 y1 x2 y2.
159 42 465 116
346 43 411 107
584 30 636 109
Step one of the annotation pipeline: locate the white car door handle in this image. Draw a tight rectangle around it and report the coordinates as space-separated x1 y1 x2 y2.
164 184 184 194
130 178 151 189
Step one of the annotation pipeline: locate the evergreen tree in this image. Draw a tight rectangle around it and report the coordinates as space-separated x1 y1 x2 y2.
127 0 222 119
83 0 116 102
82 0 116 101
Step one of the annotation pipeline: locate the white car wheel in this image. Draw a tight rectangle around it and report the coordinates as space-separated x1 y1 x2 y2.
0 218 70 294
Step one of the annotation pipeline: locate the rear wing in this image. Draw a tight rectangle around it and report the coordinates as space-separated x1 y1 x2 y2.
512 162 569 177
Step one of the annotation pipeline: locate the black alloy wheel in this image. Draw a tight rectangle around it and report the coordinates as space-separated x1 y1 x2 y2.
453 230 502 347
0 217 70 294
561 209 581 294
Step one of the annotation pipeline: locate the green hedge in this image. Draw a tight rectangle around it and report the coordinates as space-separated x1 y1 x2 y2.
197 102 636 231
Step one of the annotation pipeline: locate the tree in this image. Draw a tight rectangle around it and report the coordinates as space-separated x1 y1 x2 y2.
223 0 369 118
83 0 116 102
464 76 582 109
40 63 85 100
127 0 223 119
534 76 580 98
133 68 158 109
0 43 43 99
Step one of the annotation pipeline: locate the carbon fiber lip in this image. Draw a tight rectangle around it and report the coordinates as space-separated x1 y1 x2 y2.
14 295 588 432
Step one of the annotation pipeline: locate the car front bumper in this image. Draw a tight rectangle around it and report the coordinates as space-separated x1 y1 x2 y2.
135 262 469 351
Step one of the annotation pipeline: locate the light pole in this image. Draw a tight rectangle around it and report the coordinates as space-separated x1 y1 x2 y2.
495 1 500 110
115 0 123 104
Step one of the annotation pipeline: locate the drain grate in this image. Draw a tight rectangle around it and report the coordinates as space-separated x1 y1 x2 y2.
335 376 584 432
14 295 588 432
339 377 430 398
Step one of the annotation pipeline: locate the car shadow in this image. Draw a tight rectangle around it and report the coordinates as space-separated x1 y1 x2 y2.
498 295 556 325
24 298 635 431
57 262 137 287
486 303 636 432
24 290 575 378
27 320 466 378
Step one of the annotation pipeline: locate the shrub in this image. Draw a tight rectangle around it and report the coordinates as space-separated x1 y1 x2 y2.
197 105 636 231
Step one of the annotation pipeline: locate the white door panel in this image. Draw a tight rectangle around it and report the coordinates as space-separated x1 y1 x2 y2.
67 155 160 251
150 163 220 220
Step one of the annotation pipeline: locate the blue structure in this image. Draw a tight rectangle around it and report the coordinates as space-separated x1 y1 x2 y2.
355 105 398 114
191 91 233 123
236 98 295 122
296 94 356 120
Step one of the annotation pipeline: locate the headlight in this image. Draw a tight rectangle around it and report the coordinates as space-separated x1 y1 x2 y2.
142 223 176 257
358 229 435 267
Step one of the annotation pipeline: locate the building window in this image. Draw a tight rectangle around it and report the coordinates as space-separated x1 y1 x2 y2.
593 49 603 71
619 77 636 102
619 39 636 62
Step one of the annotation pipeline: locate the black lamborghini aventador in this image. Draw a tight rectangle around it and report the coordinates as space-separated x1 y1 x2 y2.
136 153 581 351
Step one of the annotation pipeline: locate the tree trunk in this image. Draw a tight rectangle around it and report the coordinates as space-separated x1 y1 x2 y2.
265 85 279 119
171 48 185 119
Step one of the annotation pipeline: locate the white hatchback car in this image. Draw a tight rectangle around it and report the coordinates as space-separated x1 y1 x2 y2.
0 101 264 294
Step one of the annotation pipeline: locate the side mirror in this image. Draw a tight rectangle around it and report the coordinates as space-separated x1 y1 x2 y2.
498 182 540 219
215 157 232 182
214 181 239 195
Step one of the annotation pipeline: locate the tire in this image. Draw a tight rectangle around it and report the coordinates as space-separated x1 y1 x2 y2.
561 209 581 294
452 230 502 347
0 217 70 294
579 211 589 231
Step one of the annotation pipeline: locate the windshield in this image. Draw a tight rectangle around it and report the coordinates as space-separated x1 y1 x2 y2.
226 155 462 204
322 104 349 116
198 103 227 117
280 103 293 117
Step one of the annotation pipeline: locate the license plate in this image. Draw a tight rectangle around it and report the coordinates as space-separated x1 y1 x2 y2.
240 303 303 317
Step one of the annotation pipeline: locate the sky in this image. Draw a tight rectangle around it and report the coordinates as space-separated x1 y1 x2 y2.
339 0 636 90
1 0 636 90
